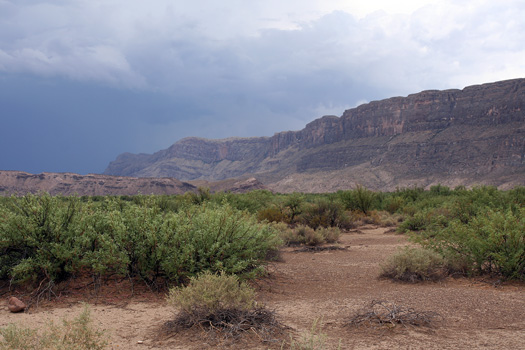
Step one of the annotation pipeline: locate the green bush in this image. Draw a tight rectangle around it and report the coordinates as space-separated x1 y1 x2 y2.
380 247 447 282
299 199 348 229
0 305 107 350
0 194 280 288
160 203 281 281
338 185 376 215
168 271 255 317
420 208 525 280
397 212 428 233
383 196 405 214
0 194 81 284
278 225 340 246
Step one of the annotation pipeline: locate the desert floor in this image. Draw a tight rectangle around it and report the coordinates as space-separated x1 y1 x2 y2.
2 226 524 349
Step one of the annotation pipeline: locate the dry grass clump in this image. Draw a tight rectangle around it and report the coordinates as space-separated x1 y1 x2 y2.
346 300 441 329
283 318 339 350
166 271 283 342
0 305 107 350
379 247 448 283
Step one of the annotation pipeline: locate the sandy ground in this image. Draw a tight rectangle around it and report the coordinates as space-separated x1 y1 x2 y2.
1 226 524 349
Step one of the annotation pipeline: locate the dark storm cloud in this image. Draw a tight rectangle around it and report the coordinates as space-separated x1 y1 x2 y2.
0 0 524 174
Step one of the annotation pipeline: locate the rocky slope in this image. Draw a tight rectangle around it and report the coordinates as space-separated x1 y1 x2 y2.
105 78 525 192
0 171 196 196
0 171 266 196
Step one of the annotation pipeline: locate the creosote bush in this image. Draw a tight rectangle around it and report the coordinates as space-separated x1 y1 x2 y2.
0 305 107 350
380 247 447 283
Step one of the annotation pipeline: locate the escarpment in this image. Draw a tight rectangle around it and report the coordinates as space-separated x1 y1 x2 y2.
104 78 525 192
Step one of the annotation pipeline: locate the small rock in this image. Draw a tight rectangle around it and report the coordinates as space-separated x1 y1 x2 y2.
8 296 26 313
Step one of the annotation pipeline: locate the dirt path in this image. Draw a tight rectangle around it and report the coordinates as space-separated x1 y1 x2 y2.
1 226 524 349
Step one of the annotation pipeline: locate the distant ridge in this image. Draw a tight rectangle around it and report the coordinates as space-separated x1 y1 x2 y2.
104 78 525 192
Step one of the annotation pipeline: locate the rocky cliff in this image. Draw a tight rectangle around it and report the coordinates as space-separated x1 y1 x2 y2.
105 79 525 192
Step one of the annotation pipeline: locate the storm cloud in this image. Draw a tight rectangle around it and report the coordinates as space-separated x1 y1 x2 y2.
1 0 524 174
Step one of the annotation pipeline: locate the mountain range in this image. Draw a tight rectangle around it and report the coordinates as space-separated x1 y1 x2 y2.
103 78 525 193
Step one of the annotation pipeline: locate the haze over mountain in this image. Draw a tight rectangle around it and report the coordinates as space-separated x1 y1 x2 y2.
104 79 525 192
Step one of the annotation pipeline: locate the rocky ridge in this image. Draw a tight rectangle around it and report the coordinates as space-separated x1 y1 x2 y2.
0 171 266 196
105 78 525 192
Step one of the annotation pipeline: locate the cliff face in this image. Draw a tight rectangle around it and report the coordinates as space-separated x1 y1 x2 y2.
104 79 525 192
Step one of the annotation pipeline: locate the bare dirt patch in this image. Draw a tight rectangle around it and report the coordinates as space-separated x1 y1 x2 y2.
1 226 524 349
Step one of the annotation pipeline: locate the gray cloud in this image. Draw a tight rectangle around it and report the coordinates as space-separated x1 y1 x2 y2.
0 0 524 174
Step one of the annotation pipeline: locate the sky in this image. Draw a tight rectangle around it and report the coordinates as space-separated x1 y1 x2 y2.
1 0 524 175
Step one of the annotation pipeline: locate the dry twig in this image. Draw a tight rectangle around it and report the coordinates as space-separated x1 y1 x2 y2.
164 307 286 343
346 300 442 329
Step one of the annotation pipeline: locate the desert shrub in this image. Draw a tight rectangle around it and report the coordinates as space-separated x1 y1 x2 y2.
380 247 447 282
429 184 451 196
0 305 107 350
338 185 376 215
299 199 348 229
397 212 428 233
372 211 403 227
0 194 280 288
257 205 288 223
168 271 255 317
352 185 376 215
279 225 340 246
316 227 341 243
0 194 82 284
419 208 525 280
304 227 325 246
213 190 276 214
166 272 281 340
383 196 405 214
395 186 425 202
283 192 304 224
160 203 281 281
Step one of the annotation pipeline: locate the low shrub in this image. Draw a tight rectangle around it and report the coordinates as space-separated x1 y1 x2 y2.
380 247 447 282
299 200 348 229
168 271 255 317
257 206 288 223
279 225 341 246
0 305 107 350
420 208 525 280
383 196 406 214
397 212 428 233
315 227 341 243
166 271 281 340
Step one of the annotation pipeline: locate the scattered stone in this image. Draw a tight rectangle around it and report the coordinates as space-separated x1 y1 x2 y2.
8 296 26 313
